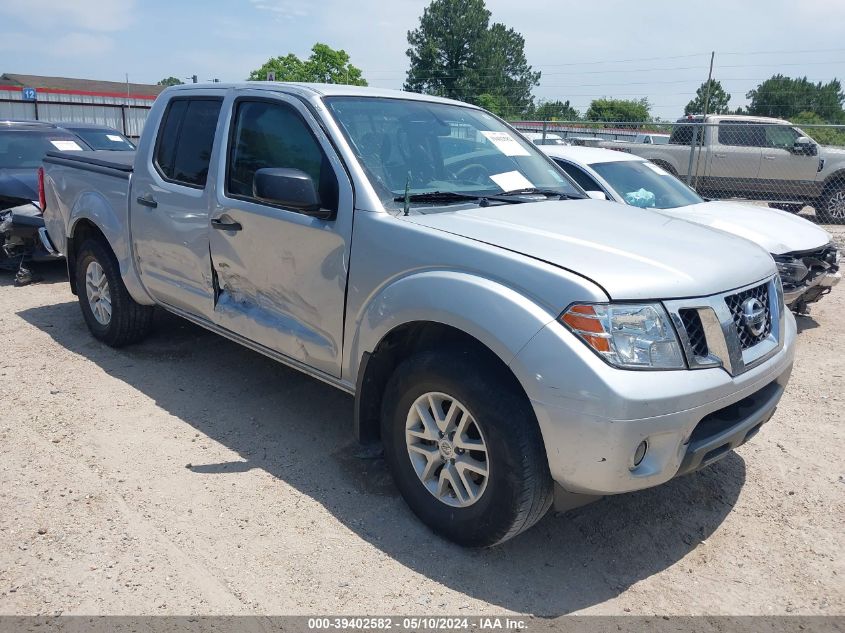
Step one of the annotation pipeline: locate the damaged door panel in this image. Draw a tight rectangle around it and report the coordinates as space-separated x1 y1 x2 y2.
130 94 225 320
208 93 354 378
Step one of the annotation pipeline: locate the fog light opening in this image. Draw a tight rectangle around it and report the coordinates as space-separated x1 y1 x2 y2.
632 440 648 469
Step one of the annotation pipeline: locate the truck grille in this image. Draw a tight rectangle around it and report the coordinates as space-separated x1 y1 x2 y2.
725 282 772 350
679 309 708 358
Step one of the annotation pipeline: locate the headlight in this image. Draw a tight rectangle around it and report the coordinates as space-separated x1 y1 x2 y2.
560 303 685 370
774 257 809 285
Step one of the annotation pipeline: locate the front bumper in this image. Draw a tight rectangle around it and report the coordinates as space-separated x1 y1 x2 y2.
783 270 841 308
510 309 796 496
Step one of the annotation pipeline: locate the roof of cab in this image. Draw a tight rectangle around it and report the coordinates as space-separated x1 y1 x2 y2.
541 145 645 165
165 82 476 108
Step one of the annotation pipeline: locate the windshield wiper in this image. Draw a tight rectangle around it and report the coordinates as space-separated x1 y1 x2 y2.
392 191 523 205
496 188 583 199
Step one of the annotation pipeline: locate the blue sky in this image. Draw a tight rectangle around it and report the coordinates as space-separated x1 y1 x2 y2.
0 0 843 120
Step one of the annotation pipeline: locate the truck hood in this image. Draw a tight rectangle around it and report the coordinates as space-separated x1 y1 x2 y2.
407 199 775 300
662 201 831 255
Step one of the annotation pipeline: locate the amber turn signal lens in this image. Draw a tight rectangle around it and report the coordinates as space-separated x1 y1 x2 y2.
561 305 604 334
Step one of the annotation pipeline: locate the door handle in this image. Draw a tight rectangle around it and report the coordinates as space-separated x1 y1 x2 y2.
763 155 775 160
136 193 157 208
713 153 726 159
211 218 243 231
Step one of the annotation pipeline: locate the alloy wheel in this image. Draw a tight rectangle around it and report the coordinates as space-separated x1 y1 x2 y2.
405 391 489 508
85 260 112 326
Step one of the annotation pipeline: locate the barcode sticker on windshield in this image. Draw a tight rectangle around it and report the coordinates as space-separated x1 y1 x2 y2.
480 131 530 156
50 140 83 151
490 170 534 192
106 134 123 142
643 162 670 176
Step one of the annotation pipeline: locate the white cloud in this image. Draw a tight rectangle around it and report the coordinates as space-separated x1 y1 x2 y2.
0 0 135 32
0 31 113 57
250 0 310 20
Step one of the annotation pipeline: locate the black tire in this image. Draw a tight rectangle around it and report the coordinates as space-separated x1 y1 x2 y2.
816 185 845 224
381 349 553 547
75 238 153 347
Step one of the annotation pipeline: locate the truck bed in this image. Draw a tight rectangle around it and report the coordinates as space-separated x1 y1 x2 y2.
44 150 135 177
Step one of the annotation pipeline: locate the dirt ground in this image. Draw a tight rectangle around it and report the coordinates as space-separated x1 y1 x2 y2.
0 223 842 618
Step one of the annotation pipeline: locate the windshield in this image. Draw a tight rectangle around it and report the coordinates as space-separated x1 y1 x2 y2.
590 160 703 209
324 97 582 209
0 130 87 168
66 128 135 151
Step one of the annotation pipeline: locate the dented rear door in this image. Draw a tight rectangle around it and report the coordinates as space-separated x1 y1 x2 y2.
208 91 354 378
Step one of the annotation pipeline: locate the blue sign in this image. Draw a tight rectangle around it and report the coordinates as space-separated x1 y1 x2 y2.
22 87 37 101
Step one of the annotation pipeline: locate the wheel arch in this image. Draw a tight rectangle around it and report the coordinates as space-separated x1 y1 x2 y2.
66 218 109 296
348 271 566 445
821 169 845 194
67 196 154 305
354 320 539 446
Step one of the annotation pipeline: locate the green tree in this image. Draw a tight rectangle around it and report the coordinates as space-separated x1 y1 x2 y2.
746 75 844 122
792 111 845 147
248 43 367 85
405 0 539 115
585 98 650 126
157 76 184 87
476 93 508 116
533 99 579 121
684 79 731 115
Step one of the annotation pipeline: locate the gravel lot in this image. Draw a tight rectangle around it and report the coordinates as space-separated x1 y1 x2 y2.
0 223 842 618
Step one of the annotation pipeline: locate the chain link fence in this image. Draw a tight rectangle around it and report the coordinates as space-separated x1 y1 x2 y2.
512 119 845 223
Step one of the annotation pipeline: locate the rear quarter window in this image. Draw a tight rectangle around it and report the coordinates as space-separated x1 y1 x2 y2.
154 98 222 188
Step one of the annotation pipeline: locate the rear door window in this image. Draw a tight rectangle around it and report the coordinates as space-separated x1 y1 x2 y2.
718 122 765 147
154 98 222 188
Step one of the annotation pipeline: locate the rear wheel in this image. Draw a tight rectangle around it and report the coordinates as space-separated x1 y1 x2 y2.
381 349 552 547
75 239 153 346
816 186 845 224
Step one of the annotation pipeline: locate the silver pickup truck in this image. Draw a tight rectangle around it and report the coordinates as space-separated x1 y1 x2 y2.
601 114 845 223
42 83 796 546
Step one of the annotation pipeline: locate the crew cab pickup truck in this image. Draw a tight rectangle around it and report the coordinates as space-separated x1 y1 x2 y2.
601 114 845 223
43 84 796 547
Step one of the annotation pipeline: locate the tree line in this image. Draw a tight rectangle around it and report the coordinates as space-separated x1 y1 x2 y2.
159 0 845 133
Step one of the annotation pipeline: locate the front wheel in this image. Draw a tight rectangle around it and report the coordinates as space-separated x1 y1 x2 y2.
75 239 154 347
381 349 553 547
816 187 845 224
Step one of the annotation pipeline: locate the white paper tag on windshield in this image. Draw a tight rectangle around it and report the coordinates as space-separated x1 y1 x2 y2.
106 134 122 142
50 140 83 151
490 170 534 192
480 131 530 156
643 161 670 176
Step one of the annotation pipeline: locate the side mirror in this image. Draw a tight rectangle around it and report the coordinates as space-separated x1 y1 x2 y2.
793 136 817 156
253 168 333 219
585 190 608 201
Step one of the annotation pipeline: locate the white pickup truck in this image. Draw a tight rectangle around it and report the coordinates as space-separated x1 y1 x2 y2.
601 114 845 223
42 83 796 546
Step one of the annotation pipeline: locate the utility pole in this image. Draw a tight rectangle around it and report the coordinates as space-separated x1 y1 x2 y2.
686 51 714 186
125 73 131 137
692 51 715 189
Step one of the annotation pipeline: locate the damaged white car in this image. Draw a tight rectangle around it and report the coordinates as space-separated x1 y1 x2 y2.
543 145 840 313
